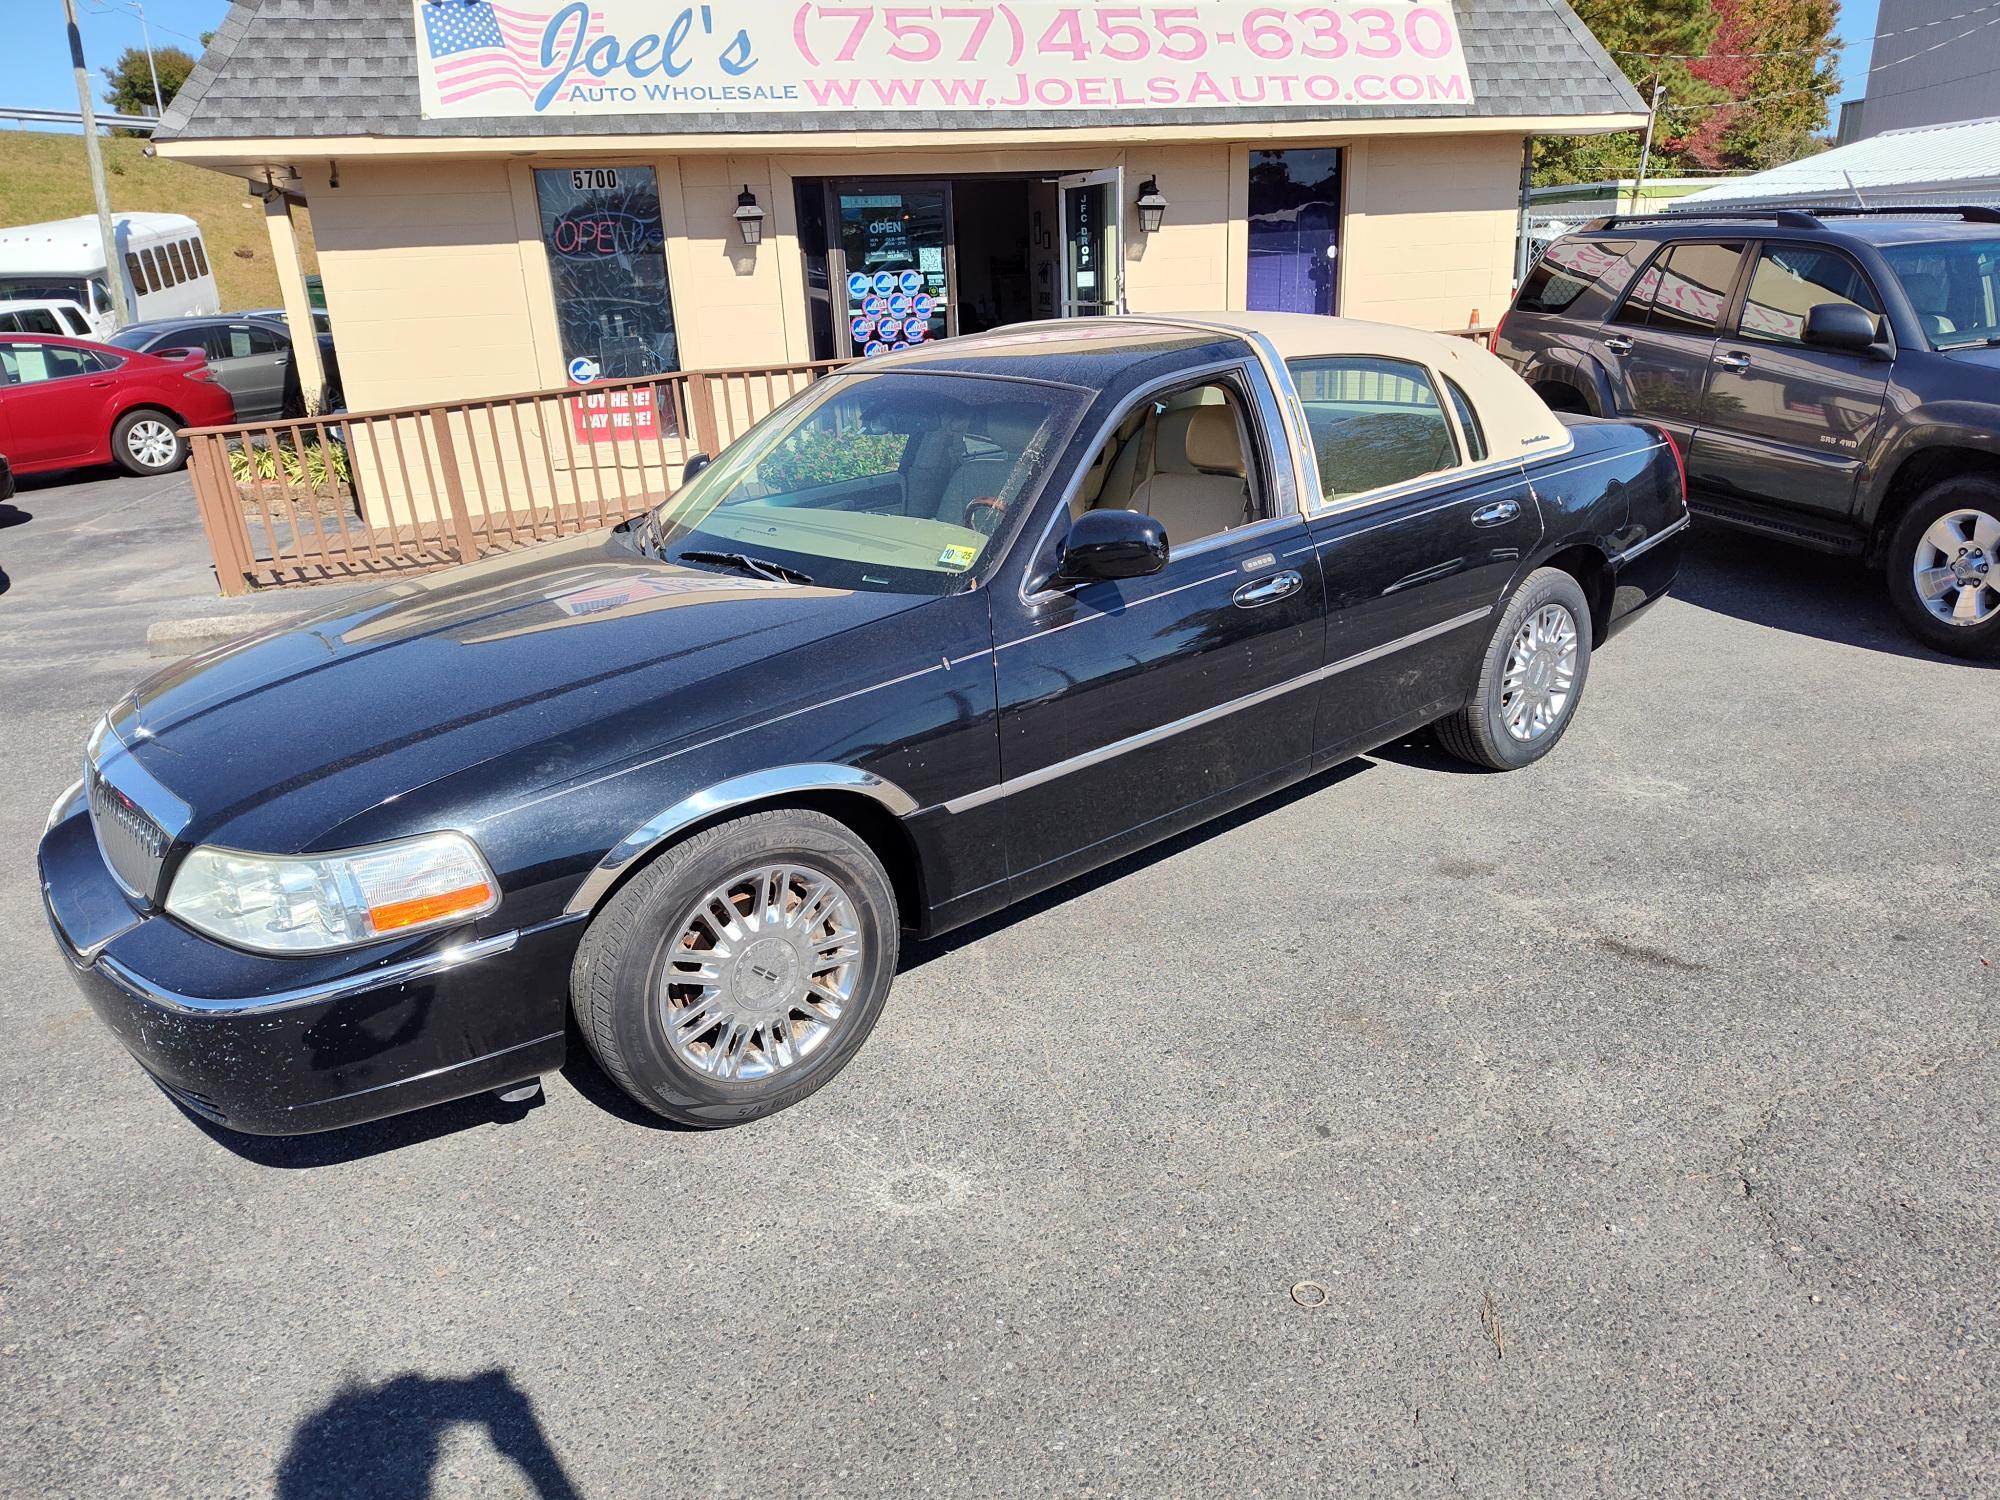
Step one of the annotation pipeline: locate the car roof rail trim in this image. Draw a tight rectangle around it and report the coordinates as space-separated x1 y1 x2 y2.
1577 205 2000 232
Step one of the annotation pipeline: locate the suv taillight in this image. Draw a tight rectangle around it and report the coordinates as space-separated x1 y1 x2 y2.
1657 426 1686 499
1488 310 1508 354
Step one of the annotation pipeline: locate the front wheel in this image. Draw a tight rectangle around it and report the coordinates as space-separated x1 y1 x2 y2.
1884 477 2000 659
111 408 188 476
1434 567 1594 771
570 809 900 1128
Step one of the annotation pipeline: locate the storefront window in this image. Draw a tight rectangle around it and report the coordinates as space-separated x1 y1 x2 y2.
837 186 950 357
534 166 678 380
1247 149 1342 317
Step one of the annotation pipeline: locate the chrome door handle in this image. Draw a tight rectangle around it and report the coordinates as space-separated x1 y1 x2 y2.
1713 351 1750 369
1471 499 1520 528
1233 570 1303 608
1603 335 1634 354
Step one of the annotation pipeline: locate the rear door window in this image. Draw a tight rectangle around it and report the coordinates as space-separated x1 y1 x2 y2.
1517 239 1634 314
1640 243 1747 336
1288 356 1460 502
1441 375 1488 462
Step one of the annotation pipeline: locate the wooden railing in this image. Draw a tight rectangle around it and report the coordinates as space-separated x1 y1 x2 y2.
184 326 1497 595
184 359 846 594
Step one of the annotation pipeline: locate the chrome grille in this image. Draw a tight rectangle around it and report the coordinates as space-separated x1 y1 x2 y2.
88 765 171 902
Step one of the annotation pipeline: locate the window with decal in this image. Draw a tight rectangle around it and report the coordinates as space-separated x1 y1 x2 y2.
1738 246 1881 346
534 166 679 380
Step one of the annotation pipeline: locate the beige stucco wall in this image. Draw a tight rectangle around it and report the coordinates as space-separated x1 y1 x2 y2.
1335 133 1522 334
298 132 1524 413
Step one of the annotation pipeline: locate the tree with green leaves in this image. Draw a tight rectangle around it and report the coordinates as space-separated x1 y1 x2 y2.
100 44 197 123
1535 0 1727 185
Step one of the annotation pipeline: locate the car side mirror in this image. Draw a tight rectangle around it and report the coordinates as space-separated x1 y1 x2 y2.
1804 302 1885 356
1055 508 1168 584
681 452 712 481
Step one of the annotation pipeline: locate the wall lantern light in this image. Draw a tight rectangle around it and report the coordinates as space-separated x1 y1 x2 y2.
734 185 766 246
1135 177 1168 235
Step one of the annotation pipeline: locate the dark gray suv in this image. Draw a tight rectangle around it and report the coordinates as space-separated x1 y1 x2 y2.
1493 207 2000 658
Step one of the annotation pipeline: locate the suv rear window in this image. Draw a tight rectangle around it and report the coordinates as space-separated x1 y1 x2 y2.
1517 240 1633 314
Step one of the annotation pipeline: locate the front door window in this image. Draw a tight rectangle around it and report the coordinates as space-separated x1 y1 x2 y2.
838 184 950 358
1058 170 1121 317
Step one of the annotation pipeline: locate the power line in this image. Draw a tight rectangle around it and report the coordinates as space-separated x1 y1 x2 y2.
1611 0 2000 59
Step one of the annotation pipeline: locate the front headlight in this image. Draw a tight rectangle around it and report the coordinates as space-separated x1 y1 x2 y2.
165 831 500 955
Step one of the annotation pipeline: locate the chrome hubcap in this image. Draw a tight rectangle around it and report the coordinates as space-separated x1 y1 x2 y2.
1500 603 1578 742
659 863 862 1081
127 420 177 468
1913 507 1999 627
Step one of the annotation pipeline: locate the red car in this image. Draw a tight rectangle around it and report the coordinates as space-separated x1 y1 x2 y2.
0 333 235 478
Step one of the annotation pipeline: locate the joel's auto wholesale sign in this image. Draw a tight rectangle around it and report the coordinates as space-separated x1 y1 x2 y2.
415 0 1474 118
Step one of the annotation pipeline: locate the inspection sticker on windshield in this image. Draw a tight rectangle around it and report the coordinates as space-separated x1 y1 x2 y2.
937 543 978 571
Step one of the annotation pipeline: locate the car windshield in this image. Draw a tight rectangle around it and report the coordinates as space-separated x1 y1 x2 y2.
1882 239 2000 349
104 326 161 350
650 370 1086 595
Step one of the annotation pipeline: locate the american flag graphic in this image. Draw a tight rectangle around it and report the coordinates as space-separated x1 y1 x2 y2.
421 0 604 106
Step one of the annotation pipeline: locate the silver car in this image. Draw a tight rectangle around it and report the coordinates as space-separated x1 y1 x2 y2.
104 314 338 421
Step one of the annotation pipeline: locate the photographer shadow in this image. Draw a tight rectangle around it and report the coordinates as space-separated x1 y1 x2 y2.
274 1369 581 1499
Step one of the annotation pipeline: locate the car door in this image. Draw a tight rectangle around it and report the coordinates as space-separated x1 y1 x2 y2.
985 361 1323 890
0 341 109 467
1291 354 1540 755
1692 241 1892 524
1602 240 1749 453
202 322 289 420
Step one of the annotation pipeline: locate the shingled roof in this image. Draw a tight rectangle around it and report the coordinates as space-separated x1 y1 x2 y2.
158 0 1643 141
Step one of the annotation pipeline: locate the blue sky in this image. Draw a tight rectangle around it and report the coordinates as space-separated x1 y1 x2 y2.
0 0 1887 122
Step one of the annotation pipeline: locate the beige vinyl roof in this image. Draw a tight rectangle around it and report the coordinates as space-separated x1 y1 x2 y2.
1146 312 1571 464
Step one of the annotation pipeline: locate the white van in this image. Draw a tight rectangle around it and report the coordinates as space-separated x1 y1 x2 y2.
0 212 218 336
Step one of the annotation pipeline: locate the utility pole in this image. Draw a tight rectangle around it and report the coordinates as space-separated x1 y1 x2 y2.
1630 79 1664 216
132 1 165 118
62 0 131 326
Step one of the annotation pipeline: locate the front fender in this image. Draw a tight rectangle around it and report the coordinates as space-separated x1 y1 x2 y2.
1858 403 2000 526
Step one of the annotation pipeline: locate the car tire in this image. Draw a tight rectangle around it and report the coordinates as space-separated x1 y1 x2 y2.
1883 476 2000 660
570 808 900 1128
1434 566 1594 771
111 408 188 476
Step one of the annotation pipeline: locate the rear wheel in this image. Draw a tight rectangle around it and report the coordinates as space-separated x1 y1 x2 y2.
571 809 900 1128
1435 567 1593 771
1884 476 2000 659
111 408 187 476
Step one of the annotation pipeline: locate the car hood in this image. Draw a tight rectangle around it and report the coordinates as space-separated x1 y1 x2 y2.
106 529 928 848
1938 342 2000 370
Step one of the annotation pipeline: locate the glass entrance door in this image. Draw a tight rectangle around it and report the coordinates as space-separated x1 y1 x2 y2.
834 182 952 358
1057 169 1122 317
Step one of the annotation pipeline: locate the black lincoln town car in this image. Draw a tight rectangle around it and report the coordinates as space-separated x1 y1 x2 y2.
40 315 1688 1134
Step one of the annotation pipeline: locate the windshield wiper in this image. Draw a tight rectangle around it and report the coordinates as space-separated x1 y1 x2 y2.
675 548 814 586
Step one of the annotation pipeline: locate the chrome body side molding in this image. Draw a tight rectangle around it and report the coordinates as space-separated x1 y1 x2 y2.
1611 513 1692 567
563 764 921 917
940 605 1493 815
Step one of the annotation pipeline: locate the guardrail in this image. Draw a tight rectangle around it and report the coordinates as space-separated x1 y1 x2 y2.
184 326 1498 595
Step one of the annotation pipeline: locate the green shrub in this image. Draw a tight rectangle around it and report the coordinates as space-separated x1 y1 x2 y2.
227 438 350 489
752 428 908 493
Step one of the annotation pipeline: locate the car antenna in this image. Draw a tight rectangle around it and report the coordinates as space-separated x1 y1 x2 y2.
1843 170 1869 209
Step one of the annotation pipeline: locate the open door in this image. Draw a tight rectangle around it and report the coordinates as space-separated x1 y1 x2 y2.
1057 168 1122 317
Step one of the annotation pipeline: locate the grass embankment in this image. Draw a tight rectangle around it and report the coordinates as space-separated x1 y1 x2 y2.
0 131 318 310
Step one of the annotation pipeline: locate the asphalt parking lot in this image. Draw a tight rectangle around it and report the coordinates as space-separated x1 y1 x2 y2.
1 468 1994 1498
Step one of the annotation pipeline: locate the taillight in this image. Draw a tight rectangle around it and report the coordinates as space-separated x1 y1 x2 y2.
1657 426 1686 499
1488 311 1508 354
185 365 218 383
